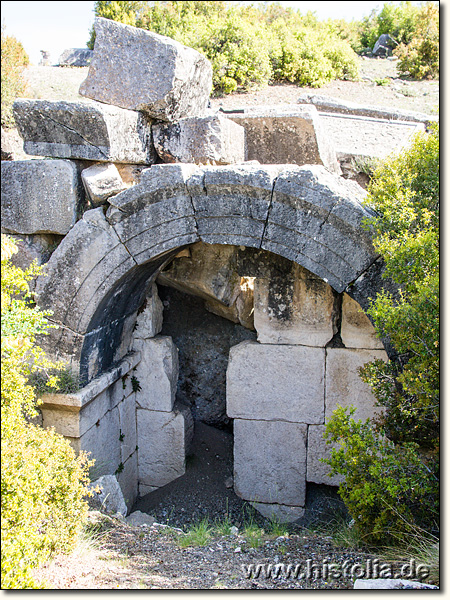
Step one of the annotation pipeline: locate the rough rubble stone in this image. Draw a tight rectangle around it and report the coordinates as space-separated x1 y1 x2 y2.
340 292 384 349
58 48 93 67
133 336 179 412
13 99 156 164
153 113 245 165
325 348 388 423
227 341 325 424
226 104 341 174
88 474 128 516
137 402 194 489
253 263 336 346
81 163 128 206
126 510 155 527
233 419 307 507
1 159 80 235
79 17 212 122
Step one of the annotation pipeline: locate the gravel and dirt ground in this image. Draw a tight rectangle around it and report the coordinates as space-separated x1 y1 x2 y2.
20 57 438 590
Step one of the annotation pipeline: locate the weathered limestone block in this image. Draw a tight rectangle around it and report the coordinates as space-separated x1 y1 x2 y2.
251 502 305 523
340 293 384 349
81 406 122 477
137 402 194 488
80 17 212 122
132 283 164 340
158 242 254 329
354 579 438 590
81 163 128 206
1 159 79 235
227 341 325 424
118 393 138 463
58 48 93 67
13 99 156 164
264 165 377 292
254 263 336 346
88 474 128 516
7 234 61 272
117 452 139 510
325 348 388 423
227 104 340 174
134 336 178 412
306 425 343 486
234 419 307 507
153 113 245 165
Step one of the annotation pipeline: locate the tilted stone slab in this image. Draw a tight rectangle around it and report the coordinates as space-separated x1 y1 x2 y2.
253 263 336 346
226 104 340 174
79 17 212 122
153 113 245 165
233 419 307 506
341 292 384 349
306 424 343 486
137 402 194 488
263 165 378 292
325 348 388 423
81 163 128 206
1 159 80 235
13 99 156 164
227 341 325 424
133 336 178 412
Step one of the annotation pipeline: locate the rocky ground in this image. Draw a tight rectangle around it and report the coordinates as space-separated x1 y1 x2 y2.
19 57 438 590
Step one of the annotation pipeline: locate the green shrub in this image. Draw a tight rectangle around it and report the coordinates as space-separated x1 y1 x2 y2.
1 235 92 588
395 3 439 79
324 407 439 546
1 28 29 128
359 1 420 50
324 125 439 546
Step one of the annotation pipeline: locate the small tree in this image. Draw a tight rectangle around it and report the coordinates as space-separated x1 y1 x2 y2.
1 27 29 128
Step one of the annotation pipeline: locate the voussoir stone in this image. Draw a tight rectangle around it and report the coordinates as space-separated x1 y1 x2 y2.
13 99 156 164
79 17 213 122
153 113 246 165
1 159 79 235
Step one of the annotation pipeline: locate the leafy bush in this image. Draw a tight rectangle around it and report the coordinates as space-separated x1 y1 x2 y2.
359 1 420 50
324 125 439 545
395 3 439 79
1 28 29 128
1 235 91 588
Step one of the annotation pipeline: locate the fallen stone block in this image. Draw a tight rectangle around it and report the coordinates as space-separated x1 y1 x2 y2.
13 99 156 164
340 293 384 349
226 104 341 174
137 402 194 488
81 163 128 206
1 159 80 235
153 113 245 165
133 336 179 412
79 17 212 122
88 474 128 516
233 419 307 507
227 341 325 424
253 263 337 346
354 579 438 590
58 48 93 67
325 348 388 423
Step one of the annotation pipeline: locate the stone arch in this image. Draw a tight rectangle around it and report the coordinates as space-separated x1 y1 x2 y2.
36 162 385 384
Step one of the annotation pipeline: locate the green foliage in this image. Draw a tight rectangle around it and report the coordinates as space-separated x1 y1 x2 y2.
324 125 439 545
324 407 439 545
87 1 147 48
1 235 91 588
395 3 439 79
177 518 213 548
1 27 29 128
359 1 420 50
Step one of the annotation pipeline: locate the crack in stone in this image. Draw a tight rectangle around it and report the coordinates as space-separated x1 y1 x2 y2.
44 114 110 160
260 176 277 249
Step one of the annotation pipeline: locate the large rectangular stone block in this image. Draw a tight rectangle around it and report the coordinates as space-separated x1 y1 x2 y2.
137 403 193 488
227 105 340 173
13 99 156 164
1 159 80 235
325 348 388 423
227 341 325 424
253 263 337 346
79 17 212 122
234 419 307 506
134 336 178 412
153 113 245 165
118 393 137 463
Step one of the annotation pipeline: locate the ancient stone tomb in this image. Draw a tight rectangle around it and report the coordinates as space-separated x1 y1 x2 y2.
1 16 394 522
